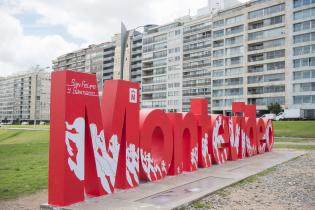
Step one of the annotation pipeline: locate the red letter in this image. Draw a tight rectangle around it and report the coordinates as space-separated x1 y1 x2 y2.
190 99 212 168
101 80 140 189
209 115 229 164
139 109 173 181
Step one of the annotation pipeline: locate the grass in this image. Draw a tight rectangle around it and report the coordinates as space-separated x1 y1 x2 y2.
273 121 315 138
191 201 211 209
0 120 314 201
0 129 49 145
275 138 314 143
0 129 49 200
274 144 315 150
1 124 49 129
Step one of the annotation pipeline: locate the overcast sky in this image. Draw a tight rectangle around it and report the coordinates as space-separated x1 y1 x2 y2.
0 0 248 76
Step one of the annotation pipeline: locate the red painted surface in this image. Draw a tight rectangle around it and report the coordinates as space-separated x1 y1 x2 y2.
48 70 274 207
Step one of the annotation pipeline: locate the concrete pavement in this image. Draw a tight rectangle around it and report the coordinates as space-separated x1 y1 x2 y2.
41 149 306 210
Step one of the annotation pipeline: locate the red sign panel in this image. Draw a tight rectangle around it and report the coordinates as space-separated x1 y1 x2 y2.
49 70 274 206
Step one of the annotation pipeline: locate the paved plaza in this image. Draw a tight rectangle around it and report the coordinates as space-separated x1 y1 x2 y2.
41 150 305 210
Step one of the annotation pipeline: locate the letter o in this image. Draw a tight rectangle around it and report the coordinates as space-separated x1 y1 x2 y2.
139 109 173 181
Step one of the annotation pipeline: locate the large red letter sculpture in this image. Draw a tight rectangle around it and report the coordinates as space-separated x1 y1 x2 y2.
48 70 275 207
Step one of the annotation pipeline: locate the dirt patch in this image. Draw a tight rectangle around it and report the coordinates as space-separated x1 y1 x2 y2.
187 151 315 210
0 190 47 210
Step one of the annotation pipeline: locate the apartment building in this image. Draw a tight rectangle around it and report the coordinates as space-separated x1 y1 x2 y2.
182 15 212 112
209 0 287 115
291 0 315 119
130 30 143 83
141 21 186 111
51 0 315 118
0 69 51 123
52 23 143 94
208 0 315 118
52 48 87 72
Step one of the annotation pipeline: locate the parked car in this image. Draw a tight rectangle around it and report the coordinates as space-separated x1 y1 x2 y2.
260 113 277 120
40 121 46 125
276 109 303 121
21 121 29 125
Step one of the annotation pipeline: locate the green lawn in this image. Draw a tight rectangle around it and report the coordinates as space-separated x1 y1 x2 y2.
0 120 314 200
0 129 49 200
274 144 315 150
0 124 49 129
275 138 315 143
273 121 315 138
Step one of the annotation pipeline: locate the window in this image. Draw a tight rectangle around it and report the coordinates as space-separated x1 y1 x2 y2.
226 25 244 35
213 69 224 77
293 82 315 92
225 15 244 26
226 46 244 56
213 89 224 97
293 20 315 32
225 67 244 76
225 77 243 85
213 59 224 67
248 39 285 51
248 73 284 84
248 27 285 41
213 39 224 48
213 19 224 28
294 95 315 104
248 65 264 73
293 32 315 44
226 35 243 46
293 44 315 55
294 0 315 8
248 4 285 19
293 57 315 68
226 56 243 65
154 34 167 42
225 88 243 96
213 30 224 38
267 61 285 71
213 79 224 87
293 70 315 80
213 49 224 57
153 50 167 59
294 7 315 20
265 49 285 59
248 15 284 30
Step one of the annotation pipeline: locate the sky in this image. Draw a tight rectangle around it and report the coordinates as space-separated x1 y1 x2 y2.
0 0 248 76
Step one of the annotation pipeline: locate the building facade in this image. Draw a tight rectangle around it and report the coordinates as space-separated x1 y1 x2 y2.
52 23 143 95
140 0 314 118
182 15 212 112
141 21 186 111
51 0 315 118
290 0 315 119
0 69 51 123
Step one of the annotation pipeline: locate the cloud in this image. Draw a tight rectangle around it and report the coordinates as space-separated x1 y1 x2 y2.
0 0 249 75
0 8 78 76
17 0 208 44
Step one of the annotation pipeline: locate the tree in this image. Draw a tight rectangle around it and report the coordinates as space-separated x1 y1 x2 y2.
267 103 282 114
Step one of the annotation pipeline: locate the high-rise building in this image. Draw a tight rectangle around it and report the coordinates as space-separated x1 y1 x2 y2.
0 68 51 123
182 15 212 112
291 0 315 119
141 0 315 118
51 0 315 118
141 20 187 111
52 23 143 94
52 48 87 72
